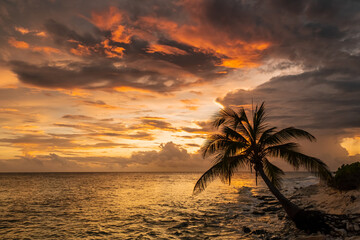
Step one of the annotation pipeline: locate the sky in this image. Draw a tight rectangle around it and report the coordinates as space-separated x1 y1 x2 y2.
0 0 359 172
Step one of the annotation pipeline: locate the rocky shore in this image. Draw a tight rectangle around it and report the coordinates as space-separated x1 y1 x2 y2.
241 184 360 239
289 184 360 239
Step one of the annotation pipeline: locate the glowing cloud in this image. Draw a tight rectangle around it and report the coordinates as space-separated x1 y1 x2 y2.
341 137 360 156
8 37 29 49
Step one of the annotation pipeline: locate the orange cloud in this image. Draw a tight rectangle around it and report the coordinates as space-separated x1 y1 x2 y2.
184 105 199 111
146 44 187 55
0 108 18 112
137 16 270 68
35 31 47 37
138 16 178 32
91 7 132 45
33 46 60 54
111 25 131 44
341 136 360 156
82 100 118 109
15 27 30 34
114 86 153 93
8 37 60 54
180 99 199 111
91 6 123 30
15 27 47 37
70 44 92 56
180 99 199 105
140 116 167 120
8 37 29 49
102 39 125 58
89 6 270 69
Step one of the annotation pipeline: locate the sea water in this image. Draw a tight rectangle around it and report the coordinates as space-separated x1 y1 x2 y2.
0 172 318 239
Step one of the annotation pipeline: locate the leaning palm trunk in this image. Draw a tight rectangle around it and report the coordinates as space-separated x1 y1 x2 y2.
256 165 301 219
194 102 333 232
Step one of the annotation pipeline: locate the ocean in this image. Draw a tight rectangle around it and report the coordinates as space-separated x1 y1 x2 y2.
0 172 318 239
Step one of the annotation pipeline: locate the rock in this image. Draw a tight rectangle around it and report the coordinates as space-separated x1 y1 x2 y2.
346 222 354 231
251 229 267 235
252 211 265 216
270 236 281 240
353 223 360 231
263 206 282 212
256 195 275 201
334 228 347 236
304 205 315 210
295 235 326 240
242 226 251 233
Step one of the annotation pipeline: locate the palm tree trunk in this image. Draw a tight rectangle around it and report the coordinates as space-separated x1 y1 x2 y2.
256 166 302 220
256 167 331 233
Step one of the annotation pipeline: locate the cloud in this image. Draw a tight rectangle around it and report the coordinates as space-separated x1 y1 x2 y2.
0 142 209 172
53 121 155 140
62 114 94 120
132 117 178 132
0 134 127 153
217 67 360 170
82 100 118 109
1 0 360 172
4 0 351 93
218 68 360 131
116 142 207 171
181 120 213 134
2 1 280 93
0 153 83 172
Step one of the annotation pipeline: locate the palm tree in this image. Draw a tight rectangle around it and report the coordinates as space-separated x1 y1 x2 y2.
194 102 332 231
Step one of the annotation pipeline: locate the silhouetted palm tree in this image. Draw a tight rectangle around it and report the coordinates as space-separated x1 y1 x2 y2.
194 102 332 231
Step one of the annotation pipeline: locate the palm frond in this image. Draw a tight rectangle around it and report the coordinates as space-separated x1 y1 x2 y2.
222 126 249 144
268 145 332 181
258 127 277 145
266 142 301 167
253 102 267 135
193 154 248 194
213 107 239 129
195 102 332 195
265 127 316 146
262 159 285 189
202 134 247 158
237 107 254 142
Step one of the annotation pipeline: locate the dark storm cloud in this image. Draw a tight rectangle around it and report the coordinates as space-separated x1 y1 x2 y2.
44 19 100 47
218 67 360 131
206 0 360 133
1 0 261 92
2 0 360 115
9 60 183 92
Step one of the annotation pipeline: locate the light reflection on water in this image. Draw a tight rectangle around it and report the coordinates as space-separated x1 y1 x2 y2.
0 172 317 239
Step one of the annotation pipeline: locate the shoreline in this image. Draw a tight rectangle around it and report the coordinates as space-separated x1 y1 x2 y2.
291 184 360 215
284 184 360 239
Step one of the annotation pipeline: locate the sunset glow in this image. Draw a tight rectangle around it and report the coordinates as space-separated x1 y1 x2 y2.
0 0 359 172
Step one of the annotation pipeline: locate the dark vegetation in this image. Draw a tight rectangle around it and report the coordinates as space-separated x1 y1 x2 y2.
331 162 360 191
